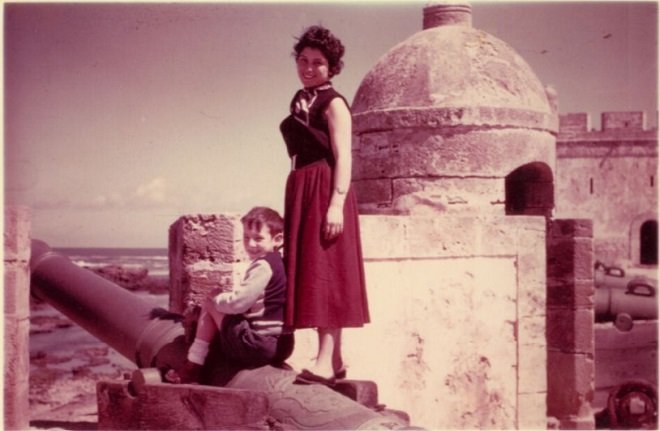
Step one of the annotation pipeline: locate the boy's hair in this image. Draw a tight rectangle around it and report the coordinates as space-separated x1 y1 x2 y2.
241 207 284 236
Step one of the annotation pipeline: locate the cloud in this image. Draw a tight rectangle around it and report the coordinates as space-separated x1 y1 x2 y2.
91 192 126 208
134 177 168 205
88 177 177 209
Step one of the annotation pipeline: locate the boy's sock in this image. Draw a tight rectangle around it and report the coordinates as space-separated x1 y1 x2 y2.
187 339 210 365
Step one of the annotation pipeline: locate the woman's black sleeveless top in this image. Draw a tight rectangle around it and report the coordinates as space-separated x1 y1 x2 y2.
279 83 348 169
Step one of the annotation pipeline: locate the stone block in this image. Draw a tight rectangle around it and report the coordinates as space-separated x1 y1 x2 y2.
392 177 504 215
546 308 594 353
559 113 589 133
548 219 593 239
3 317 30 376
168 213 247 314
169 214 245 265
3 206 31 262
3 262 30 317
97 380 270 430
518 343 547 393
333 380 379 408
547 279 594 308
557 414 596 430
518 314 546 346
4 376 29 431
601 111 645 131
547 238 593 281
3 317 30 431
517 392 548 429
547 351 594 417
353 178 393 210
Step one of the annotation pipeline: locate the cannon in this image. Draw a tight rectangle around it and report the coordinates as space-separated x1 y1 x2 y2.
30 240 412 430
594 261 657 330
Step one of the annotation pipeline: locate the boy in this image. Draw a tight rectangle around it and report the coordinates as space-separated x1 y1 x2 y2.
166 206 293 384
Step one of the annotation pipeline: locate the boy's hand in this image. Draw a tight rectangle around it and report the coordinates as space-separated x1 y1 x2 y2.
201 295 217 312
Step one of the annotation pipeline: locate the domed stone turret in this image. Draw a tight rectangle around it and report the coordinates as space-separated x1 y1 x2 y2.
351 2 558 215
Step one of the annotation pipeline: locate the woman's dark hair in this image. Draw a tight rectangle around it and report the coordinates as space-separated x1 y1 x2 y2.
293 25 345 77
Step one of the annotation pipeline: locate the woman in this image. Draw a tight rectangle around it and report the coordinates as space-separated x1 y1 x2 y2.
280 25 370 385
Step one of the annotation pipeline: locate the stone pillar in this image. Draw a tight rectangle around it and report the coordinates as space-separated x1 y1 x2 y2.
168 214 247 326
546 219 595 429
4 206 31 430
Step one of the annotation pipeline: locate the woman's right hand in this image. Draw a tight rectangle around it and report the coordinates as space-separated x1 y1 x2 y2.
324 203 344 241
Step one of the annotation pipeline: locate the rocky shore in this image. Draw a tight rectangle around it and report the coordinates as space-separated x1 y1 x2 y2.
28 266 169 430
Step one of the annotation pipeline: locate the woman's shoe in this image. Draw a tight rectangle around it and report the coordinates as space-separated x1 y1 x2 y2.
294 368 336 386
334 367 347 380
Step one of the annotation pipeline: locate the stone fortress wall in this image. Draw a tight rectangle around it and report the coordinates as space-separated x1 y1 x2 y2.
555 111 658 266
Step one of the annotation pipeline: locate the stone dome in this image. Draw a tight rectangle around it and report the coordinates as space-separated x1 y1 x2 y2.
352 3 557 133
350 3 558 215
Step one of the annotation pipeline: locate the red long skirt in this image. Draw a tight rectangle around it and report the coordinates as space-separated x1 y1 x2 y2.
283 160 370 328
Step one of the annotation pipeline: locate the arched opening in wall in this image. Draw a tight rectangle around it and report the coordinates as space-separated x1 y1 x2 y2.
505 162 554 217
640 220 658 265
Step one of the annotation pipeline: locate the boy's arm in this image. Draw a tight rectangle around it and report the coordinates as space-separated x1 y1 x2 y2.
211 259 272 314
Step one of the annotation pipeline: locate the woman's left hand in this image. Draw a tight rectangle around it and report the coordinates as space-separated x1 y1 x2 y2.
324 204 344 240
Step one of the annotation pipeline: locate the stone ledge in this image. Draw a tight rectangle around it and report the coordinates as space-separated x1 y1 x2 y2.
353 106 558 134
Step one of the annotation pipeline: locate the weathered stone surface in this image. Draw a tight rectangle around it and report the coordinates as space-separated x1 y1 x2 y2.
3 206 31 262
333 380 379 409
353 178 393 210
4 262 30 317
546 308 594 354
354 128 556 180
547 238 594 281
97 381 271 430
4 374 29 431
3 205 30 431
547 350 595 417
547 279 594 308
353 127 556 215
168 214 247 314
559 113 589 133
517 392 548 429
289 254 521 429
555 126 657 264
352 26 553 123
557 415 596 430
518 342 547 393
548 219 593 239
601 111 646 130
391 177 504 216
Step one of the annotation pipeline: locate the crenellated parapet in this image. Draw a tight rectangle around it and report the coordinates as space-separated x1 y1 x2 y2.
559 111 657 139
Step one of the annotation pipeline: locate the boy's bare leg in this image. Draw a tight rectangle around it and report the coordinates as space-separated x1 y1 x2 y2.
165 309 225 384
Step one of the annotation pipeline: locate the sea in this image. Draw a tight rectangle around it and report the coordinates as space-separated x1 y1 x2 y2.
53 247 170 278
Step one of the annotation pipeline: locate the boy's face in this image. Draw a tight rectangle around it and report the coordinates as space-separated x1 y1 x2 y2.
242 223 283 260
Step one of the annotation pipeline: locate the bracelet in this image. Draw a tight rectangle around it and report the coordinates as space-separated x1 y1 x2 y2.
335 187 347 195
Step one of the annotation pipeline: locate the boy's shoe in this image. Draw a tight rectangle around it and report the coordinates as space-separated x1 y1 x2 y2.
164 360 202 384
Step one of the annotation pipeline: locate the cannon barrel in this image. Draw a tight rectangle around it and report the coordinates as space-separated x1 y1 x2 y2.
29 239 185 368
30 239 412 430
594 270 658 322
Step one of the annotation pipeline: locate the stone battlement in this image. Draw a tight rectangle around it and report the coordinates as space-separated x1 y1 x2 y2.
559 111 658 134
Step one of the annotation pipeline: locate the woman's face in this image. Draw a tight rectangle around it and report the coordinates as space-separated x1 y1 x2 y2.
296 47 330 88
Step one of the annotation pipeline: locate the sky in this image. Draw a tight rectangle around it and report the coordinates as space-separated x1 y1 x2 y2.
4 1 658 248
